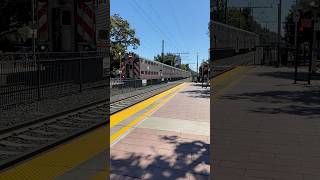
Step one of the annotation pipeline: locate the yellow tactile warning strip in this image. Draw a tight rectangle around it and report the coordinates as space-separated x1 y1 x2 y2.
211 67 253 99
110 83 185 128
91 83 186 180
0 126 107 180
91 170 108 180
110 83 186 144
0 83 185 180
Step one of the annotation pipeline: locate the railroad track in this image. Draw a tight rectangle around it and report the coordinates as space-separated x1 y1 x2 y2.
0 81 183 170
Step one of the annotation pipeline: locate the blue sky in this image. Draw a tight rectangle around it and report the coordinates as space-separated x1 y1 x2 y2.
111 0 210 71
110 0 294 71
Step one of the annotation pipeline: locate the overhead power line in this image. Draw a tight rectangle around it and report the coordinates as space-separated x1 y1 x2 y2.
145 1 185 50
128 0 180 52
167 0 188 51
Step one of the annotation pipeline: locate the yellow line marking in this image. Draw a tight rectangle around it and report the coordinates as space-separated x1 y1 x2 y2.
211 67 245 85
89 84 186 180
211 67 253 99
0 126 108 180
0 83 185 180
90 170 108 180
110 84 186 144
110 83 184 128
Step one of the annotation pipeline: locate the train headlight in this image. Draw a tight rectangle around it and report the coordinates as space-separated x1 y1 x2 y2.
84 46 90 51
38 45 47 52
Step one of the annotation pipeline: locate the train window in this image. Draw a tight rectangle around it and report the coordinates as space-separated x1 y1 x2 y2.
62 11 71 25
141 71 144 74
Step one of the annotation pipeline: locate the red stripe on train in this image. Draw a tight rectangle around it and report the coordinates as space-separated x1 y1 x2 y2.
38 22 48 33
37 2 48 18
76 15 94 38
78 1 95 20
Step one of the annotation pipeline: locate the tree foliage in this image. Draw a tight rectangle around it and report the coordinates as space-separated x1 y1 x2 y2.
284 0 320 46
180 64 190 71
110 14 140 68
0 1 32 52
226 7 278 46
154 53 178 67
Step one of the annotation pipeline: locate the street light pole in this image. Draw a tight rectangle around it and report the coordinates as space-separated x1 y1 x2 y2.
225 0 228 24
119 52 122 80
294 12 299 84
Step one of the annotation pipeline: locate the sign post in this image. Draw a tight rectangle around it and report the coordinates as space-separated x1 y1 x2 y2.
293 10 300 84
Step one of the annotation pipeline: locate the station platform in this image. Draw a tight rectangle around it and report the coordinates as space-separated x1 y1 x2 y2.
0 81 210 179
110 83 210 179
212 66 320 179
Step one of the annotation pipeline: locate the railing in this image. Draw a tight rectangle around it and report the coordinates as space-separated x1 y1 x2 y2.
0 51 109 108
110 78 166 96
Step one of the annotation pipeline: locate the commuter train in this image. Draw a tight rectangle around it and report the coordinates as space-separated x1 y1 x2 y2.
211 21 260 54
36 0 108 52
120 53 191 80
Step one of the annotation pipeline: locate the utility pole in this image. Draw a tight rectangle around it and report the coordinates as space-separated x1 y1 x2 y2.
277 0 282 67
161 40 164 63
196 52 199 75
293 0 299 84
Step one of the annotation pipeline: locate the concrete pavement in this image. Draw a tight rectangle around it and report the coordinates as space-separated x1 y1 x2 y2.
212 66 320 180
111 83 210 180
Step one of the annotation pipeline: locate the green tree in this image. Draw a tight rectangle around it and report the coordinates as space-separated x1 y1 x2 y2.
284 0 320 46
180 64 190 71
225 7 278 46
0 0 32 52
110 14 140 68
154 53 178 66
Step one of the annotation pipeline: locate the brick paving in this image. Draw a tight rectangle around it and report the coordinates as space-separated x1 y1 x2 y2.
212 66 320 180
110 83 210 180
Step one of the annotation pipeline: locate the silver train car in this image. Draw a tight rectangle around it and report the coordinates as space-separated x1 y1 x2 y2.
120 53 191 80
211 21 260 53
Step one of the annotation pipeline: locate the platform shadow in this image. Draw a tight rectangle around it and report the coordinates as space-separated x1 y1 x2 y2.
110 135 210 179
257 71 320 81
179 89 210 99
222 90 320 118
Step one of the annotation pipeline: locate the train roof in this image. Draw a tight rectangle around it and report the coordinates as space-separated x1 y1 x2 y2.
211 20 259 37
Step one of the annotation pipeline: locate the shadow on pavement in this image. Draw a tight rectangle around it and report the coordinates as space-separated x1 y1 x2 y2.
180 84 210 99
110 135 209 179
257 71 320 81
222 90 320 118
179 89 210 99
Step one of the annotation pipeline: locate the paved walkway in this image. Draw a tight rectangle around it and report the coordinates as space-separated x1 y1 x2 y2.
111 83 210 180
212 66 320 180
